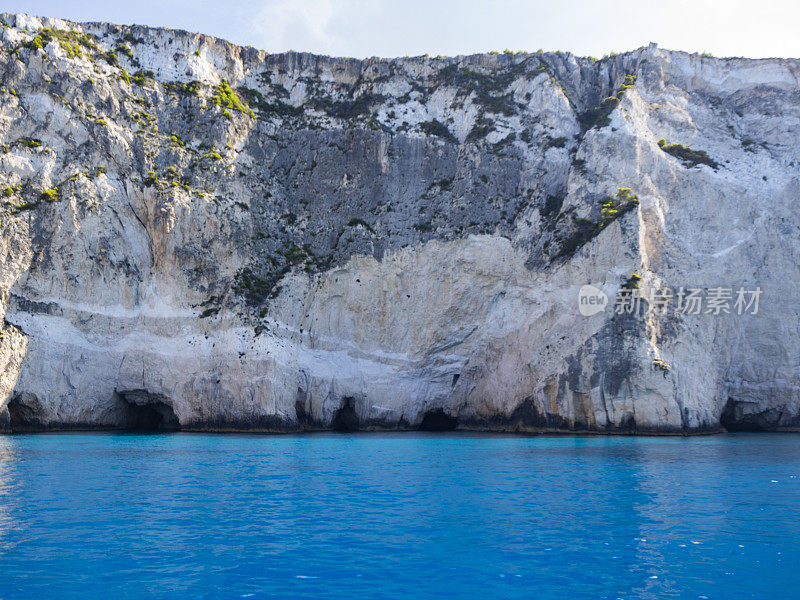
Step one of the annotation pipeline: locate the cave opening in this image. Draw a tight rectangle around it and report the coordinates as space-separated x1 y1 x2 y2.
720 398 766 432
117 391 180 431
331 397 359 432
418 409 459 431
7 393 45 432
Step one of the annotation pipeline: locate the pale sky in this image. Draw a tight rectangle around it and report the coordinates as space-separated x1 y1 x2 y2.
1 0 798 59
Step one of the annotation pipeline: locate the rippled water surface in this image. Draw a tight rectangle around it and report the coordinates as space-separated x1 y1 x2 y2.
0 433 798 599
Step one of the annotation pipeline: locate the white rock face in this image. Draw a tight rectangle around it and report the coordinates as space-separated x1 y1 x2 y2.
0 14 798 432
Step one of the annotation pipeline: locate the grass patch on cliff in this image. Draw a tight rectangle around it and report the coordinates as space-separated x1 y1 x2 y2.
22 27 98 58
163 80 202 96
115 44 134 60
312 93 385 120
130 70 156 87
556 187 639 258
544 135 568 149
238 87 303 118
209 80 254 118
347 217 374 233
657 138 719 169
599 187 638 225
578 74 636 131
434 64 525 116
540 194 564 219
143 171 159 187
12 202 38 213
466 117 495 143
420 119 457 143
622 273 641 289
15 137 42 150
279 245 308 265
234 267 285 305
653 358 670 374
38 188 59 203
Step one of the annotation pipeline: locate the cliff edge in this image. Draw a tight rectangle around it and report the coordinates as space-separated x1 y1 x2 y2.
1 14 798 433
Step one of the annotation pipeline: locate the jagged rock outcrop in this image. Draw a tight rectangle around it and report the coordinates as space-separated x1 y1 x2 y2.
1 14 798 432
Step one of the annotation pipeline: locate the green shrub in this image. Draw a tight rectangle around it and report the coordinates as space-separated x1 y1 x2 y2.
541 194 564 218
163 80 202 96
132 70 155 87
115 44 134 60
419 119 457 143
578 96 620 129
279 245 307 265
653 358 670 373
12 201 38 213
657 138 719 169
556 188 639 258
465 116 495 143
122 32 144 45
131 111 155 128
17 137 42 149
347 217 373 232
578 74 636 130
618 74 637 91
234 267 277 305
23 35 45 51
3 186 13 198
544 135 568 149
600 187 638 226
434 65 522 116
22 27 98 58
209 80 254 117
622 273 641 289
238 87 304 118
39 187 59 202
557 216 599 257
313 93 385 120
413 221 433 232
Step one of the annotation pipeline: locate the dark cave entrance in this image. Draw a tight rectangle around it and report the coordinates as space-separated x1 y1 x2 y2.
116 390 180 431
331 397 359 432
720 398 767 432
418 408 459 431
7 393 45 432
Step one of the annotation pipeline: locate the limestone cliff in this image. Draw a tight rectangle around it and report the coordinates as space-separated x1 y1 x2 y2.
1 13 798 433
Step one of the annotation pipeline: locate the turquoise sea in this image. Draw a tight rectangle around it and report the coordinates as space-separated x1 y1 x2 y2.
0 433 798 599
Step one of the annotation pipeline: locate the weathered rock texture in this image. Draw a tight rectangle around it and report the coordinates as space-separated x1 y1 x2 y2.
0 14 798 433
